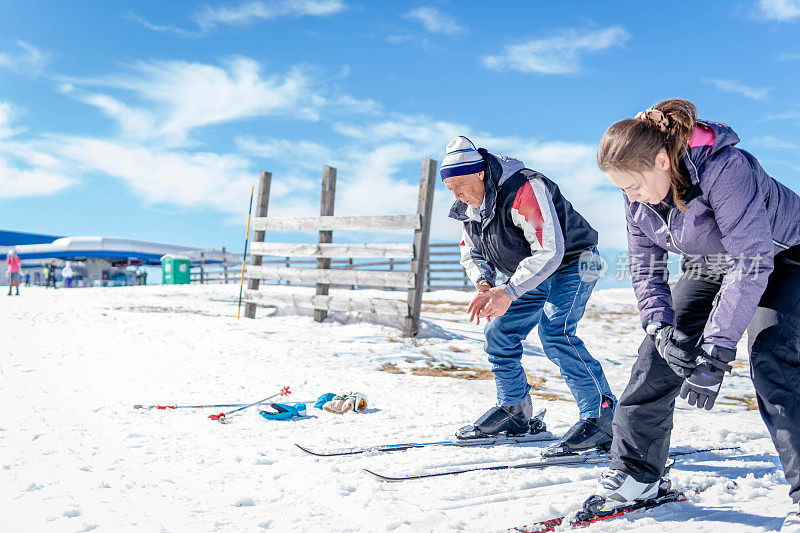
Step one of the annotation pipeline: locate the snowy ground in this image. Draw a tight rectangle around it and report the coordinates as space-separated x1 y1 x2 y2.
0 284 793 532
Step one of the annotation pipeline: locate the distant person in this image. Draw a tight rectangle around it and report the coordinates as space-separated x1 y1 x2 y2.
46 261 58 289
6 250 21 296
24 272 30 286
141 268 147 286
442 135 616 456
62 263 75 288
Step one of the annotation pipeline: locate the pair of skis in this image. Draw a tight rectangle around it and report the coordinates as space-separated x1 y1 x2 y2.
296 432 740 482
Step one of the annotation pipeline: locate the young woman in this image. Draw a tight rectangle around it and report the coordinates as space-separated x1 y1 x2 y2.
585 99 800 527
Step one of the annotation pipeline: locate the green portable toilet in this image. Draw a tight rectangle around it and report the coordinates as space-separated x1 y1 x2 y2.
161 254 191 285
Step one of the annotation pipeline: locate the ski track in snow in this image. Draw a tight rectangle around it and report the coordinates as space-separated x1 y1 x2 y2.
0 284 793 532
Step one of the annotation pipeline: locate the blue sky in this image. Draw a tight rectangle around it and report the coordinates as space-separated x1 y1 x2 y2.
2 0 799 271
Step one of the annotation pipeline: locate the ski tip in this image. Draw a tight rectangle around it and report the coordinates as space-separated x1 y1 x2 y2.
295 443 324 456
294 443 363 456
362 468 402 482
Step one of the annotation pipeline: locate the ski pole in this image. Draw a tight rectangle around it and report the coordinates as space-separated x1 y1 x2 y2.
134 403 250 410
237 185 255 320
135 399 317 411
209 386 291 422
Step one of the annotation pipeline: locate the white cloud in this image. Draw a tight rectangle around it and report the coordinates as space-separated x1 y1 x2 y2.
702 78 770 100
129 1 345 37
0 156 75 200
751 135 800 150
482 26 631 74
0 40 49 75
777 52 800 60
124 12 203 38
48 136 255 212
404 7 465 35
63 58 322 146
0 100 19 138
756 0 800 21
194 0 346 30
0 101 75 198
765 106 800 120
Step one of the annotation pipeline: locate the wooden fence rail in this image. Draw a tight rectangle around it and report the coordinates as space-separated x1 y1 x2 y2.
185 244 480 292
251 214 420 232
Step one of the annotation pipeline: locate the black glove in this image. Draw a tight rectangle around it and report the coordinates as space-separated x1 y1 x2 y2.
679 346 736 410
651 324 702 378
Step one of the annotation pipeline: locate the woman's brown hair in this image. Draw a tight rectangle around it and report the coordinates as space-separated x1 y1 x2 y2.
597 99 697 210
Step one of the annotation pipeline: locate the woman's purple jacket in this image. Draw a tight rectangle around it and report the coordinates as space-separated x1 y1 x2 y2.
626 120 800 350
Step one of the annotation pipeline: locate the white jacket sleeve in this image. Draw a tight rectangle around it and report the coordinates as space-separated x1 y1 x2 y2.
502 178 565 299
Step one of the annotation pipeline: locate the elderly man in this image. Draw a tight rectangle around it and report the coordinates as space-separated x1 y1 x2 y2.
443 135 616 456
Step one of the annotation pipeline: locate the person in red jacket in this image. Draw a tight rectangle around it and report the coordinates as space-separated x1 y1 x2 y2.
6 250 21 296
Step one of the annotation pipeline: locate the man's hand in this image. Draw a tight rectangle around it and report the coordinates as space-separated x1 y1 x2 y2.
467 286 512 325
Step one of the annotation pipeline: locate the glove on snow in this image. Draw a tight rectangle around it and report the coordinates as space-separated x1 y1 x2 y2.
322 392 367 414
651 324 703 378
680 346 735 410
259 402 307 420
314 393 337 409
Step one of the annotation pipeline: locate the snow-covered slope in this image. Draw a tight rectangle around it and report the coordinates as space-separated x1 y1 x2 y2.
0 285 791 532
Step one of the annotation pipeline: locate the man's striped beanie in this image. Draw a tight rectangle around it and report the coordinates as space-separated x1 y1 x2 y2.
440 136 484 180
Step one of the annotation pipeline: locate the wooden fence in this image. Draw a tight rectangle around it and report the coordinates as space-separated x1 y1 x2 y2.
242 160 437 336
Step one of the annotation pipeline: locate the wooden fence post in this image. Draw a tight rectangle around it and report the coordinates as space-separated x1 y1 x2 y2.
314 165 337 322
200 251 205 284
244 171 272 319
404 158 436 336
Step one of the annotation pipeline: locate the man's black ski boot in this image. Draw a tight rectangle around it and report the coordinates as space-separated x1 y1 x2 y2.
456 395 532 439
543 396 614 457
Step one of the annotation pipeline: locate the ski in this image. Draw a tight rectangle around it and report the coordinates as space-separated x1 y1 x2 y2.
511 479 736 532
363 445 739 482
297 408 555 456
364 449 608 481
511 488 689 532
296 431 557 457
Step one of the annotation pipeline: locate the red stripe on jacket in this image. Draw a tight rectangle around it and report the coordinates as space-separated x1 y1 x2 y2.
512 181 544 248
